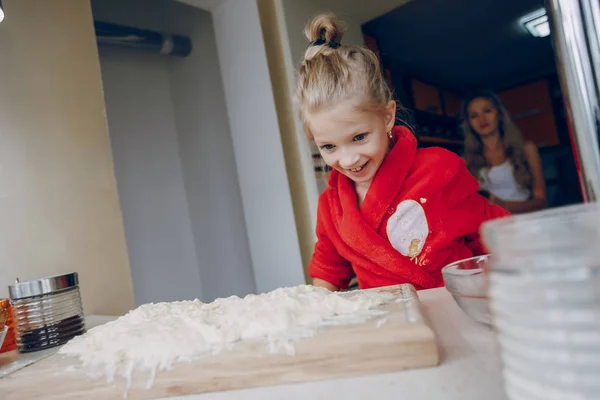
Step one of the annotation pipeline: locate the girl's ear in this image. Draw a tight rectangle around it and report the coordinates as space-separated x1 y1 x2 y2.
385 100 397 132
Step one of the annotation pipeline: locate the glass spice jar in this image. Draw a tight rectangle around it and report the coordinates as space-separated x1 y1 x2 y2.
8 273 86 353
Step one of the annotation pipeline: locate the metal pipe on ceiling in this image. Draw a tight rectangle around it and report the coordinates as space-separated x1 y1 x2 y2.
94 21 193 58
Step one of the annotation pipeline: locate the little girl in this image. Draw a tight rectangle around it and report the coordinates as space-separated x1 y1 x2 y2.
295 13 509 291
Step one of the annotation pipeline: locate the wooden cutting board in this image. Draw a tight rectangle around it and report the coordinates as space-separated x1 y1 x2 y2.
0 284 439 400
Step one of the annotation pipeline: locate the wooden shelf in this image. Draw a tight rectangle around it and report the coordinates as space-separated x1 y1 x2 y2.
419 136 463 145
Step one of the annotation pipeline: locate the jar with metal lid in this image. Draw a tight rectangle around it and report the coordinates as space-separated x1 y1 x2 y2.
8 272 86 353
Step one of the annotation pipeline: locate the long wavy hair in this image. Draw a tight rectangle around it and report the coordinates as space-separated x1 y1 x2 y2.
461 90 533 191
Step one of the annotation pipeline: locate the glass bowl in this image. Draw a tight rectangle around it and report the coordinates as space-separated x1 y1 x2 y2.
441 254 491 326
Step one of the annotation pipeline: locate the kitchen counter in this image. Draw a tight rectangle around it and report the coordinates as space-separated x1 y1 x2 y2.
1 288 509 399
160 288 509 400
0 315 116 378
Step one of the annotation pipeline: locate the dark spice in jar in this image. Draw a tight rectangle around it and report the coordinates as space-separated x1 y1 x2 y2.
18 315 85 353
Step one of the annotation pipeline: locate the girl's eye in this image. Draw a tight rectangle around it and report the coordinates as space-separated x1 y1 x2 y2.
353 133 367 141
321 144 334 151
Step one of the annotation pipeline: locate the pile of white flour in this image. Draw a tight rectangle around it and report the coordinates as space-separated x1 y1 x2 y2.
58 285 393 387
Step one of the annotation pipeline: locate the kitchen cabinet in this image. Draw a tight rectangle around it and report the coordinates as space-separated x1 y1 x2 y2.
498 79 560 147
443 90 462 118
363 35 395 94
363 34 379 55
410 78 462 119
411 79 443 115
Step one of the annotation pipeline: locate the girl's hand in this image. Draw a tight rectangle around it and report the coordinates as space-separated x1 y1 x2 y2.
312 278 339 291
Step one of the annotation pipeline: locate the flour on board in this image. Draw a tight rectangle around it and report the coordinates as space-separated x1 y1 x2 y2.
58 285 394 390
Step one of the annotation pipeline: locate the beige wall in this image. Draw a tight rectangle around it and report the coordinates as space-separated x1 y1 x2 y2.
257 0 317 282
0 0 135 315
211 0 307 291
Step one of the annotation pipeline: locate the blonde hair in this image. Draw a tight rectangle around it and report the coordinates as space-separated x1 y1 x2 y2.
294 13 393 138
461 91 533 191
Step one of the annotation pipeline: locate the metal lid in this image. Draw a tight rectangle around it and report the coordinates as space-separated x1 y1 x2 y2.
8 272 79 299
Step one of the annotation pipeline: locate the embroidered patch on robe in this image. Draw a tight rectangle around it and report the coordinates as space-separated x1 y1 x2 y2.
386 200 429 259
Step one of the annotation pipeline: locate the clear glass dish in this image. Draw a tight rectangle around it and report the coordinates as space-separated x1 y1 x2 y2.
441 255 491 326
481 203 600 400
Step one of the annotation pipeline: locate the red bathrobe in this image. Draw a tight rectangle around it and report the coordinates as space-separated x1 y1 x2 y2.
308 125 510 290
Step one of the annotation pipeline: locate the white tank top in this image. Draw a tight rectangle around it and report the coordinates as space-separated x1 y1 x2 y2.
479 160 530 201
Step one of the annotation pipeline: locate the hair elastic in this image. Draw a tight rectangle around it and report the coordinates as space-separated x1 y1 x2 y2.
311 28 341 49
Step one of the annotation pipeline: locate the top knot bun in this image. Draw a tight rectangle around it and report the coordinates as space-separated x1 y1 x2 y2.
304 13 345 48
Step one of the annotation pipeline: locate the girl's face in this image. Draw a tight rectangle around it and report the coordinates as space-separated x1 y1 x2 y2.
308 99 396 188
467 97 501 138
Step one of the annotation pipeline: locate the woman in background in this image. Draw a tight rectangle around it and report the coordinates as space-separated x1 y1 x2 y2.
462 90 548 214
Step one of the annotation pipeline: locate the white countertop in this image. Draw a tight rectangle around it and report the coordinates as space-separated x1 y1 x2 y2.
1 288 509 400
0 315 117 378
162 288 509 400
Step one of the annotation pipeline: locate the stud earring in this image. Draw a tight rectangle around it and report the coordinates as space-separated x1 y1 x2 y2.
387 130 393 140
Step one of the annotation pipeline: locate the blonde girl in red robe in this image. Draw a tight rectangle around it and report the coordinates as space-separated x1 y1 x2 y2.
295 13 509 291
